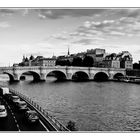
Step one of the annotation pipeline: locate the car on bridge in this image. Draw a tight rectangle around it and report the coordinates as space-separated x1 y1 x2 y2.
15 100 28 111
0 105 7 118
10 95 20 104
25 110 39 123
4 93 13 100
0 87 9 96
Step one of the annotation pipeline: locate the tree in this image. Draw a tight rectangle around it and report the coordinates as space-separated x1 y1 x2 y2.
56 59 63 66
66 60 71 66
72 57 83 66
83 55 94 67
29 55 34 60
133 63 140 69
56 59 71 66
25 57 29 62
66 120 77 131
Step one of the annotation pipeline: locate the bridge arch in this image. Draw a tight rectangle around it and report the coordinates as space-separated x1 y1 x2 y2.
20 71 41 81
3 72 14 81
72 71 89 81
46 70 67 80
94 72 109 81
113 73 124 79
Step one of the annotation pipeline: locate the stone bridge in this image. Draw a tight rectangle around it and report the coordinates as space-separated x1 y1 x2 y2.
0 66 126 81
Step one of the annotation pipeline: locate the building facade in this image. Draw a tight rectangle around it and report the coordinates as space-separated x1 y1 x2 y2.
19 55 56 67
103 51 133 69
18 49 133 70
103 53 120 68
119 51 133 69
86 48 106 67
38 58 56 66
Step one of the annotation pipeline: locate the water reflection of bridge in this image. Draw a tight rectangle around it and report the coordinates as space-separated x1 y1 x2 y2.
0 66 126 82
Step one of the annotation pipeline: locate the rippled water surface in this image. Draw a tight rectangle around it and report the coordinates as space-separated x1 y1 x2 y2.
1 75 140 131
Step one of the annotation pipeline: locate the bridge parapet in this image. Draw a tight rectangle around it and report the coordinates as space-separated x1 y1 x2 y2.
0 67 13 71
13 66 40 71
0 66 126 81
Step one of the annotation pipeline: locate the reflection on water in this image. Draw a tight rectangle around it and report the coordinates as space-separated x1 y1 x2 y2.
1 74 140 131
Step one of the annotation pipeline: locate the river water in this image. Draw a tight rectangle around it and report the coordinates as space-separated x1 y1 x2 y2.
1 74 140 131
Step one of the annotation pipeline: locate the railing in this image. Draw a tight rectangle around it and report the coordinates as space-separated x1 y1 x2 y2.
0 67 13 70
0 66 126 73
9 88 69 131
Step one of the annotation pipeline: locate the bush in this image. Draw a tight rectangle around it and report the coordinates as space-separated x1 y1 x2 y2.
66 120 77 131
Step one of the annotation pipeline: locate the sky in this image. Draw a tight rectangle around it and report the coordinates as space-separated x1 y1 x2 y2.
0 8 140 66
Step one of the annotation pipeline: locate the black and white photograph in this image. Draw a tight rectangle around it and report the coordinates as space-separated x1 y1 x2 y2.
0 7 140 134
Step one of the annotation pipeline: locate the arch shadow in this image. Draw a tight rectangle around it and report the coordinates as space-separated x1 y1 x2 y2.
3 72 14 82
72 71 89 81
113 73 124 80
94 72 109 81
46 70 67 81
20 71 41 82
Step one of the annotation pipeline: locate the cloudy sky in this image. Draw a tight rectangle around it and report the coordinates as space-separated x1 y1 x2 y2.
0 8 140 66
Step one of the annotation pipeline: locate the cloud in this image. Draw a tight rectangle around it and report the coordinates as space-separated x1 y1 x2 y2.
0 22 11 28
70 25 103 38
72 38 95 45
109 31 125 36
0 9 15 16
0 9 30 17
118 9 140 18
38 13 46 19
22 9 29 16
70 12 140 40
50 34 68 41
42 9 140 49
36 9 107 19
44 32 69 43
104 9 140 19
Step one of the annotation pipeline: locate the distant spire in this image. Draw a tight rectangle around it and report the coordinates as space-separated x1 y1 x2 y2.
30 54 34 60
68 45 70 56
22 55 25 62
52 53 56 59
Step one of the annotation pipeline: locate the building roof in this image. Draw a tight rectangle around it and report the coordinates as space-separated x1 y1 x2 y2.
105 51 133 61
39 58 56 61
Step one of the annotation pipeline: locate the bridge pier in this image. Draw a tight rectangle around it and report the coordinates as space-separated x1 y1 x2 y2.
66 73 72 80
108 72 114 80
40 73 46 81
13 74 20 82
89 73 94 80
